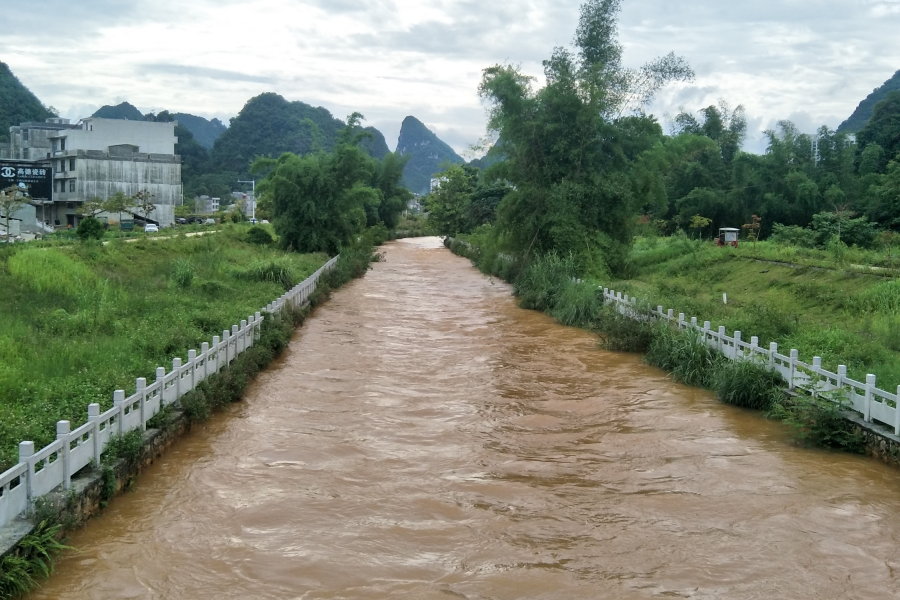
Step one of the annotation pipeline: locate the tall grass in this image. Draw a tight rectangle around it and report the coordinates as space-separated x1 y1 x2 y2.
0 229 330 471
8 249 97 296
646 327 723 388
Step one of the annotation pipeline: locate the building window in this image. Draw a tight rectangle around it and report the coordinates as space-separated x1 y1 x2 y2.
59 138 66 152
69 158 75 171
66 202 74 209
22 129 29 142
22 148 29 160
69 179 75 192
58 159 63 172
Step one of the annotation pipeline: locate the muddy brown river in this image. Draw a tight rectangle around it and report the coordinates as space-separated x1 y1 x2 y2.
31 237 900 599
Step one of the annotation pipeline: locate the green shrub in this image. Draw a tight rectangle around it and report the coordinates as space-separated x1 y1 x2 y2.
103 429 144 466
171 259 195 289
594 304 659 352
770 392 866 452
712 360 784 410
76 217 105 241
246 227 274 246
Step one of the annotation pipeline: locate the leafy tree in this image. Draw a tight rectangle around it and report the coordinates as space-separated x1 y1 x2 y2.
76 197 105 218
468 181 512 227
133 190 156 221
102 192 131 227
477 0 692 275
688 214 712 239
372 152 412 229
268 113 385 254
426 165 476 235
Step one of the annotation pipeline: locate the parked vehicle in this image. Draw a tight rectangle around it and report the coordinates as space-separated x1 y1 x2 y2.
175 217 188 225
144 224 159 233
260 220 270 224
716 227 739 247
204 218 216 225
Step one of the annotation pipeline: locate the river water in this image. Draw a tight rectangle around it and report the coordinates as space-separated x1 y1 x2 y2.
31 237 900 599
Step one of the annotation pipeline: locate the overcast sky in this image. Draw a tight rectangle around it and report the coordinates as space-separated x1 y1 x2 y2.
3 0 899 155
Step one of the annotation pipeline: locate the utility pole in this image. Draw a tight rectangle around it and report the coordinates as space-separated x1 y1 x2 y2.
238 179 255 220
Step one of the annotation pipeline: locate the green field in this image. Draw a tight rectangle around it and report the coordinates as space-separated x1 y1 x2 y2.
0 226 328 471
607 235 900 389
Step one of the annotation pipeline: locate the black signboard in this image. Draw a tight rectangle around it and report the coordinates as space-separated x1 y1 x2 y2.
0 161 53 200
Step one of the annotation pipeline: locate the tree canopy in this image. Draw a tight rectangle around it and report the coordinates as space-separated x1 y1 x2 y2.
265 114 410 254
475 0 693 275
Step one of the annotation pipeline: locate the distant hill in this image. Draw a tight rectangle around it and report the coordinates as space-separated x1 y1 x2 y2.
210 93 390 175
171 113 226 150
396 116 464 194
92 101 144 121
0 61 53 142
92 102 227 150
838 69 900 133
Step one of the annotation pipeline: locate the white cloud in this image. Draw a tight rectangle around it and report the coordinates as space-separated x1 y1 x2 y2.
2 0 898 154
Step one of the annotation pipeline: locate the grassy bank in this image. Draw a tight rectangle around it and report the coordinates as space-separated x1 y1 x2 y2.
611 235 900 389
0 224 329 471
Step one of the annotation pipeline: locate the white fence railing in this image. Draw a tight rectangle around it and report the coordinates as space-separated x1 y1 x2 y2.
603 288 900 436
0 255 339 530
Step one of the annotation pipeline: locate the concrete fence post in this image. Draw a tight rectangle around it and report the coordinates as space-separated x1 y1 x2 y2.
788 349 799 390
231 325 239 361
895 385 900 436
865 374 876 422
188 350 197 391
667 309 674 321
201 342 210 378
114 389 126 434
812 357 821 372
240 320 248 352
56 420 71 490
691 317 698 329
172 358 182 399
19 441 34 502
222 330 231 365
255 312 262 341
769 342 778 370
88 403 101 467
678 313 685 330
657 305 663 316
733 331 742 360
750 336 759 356
156 367 166 404
837 365 847 395
718 326 726 354
136 377 147 430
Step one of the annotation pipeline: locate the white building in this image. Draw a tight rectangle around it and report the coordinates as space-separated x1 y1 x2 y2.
5 117 182 228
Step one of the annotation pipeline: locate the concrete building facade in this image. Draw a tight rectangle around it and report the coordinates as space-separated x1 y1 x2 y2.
4 117 182 228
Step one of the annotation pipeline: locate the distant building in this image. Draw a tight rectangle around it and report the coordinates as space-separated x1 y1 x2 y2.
3 117 182 228
195 195 220 214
